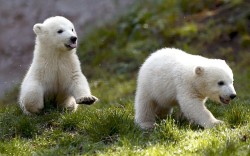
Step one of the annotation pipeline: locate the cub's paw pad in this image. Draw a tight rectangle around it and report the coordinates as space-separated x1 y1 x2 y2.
76 96 98 105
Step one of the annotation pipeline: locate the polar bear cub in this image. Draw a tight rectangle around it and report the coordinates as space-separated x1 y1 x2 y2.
135 48 237 129
19 16 98 115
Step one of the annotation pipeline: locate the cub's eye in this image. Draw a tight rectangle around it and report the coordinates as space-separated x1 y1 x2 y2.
72 29 74 32
218 81 225 86
57 29 63 34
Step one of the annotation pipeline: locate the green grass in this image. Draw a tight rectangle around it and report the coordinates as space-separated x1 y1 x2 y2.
1 0 250 155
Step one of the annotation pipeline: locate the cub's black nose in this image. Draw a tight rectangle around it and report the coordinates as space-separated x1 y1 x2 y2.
230 94 236 100
70 36 77 43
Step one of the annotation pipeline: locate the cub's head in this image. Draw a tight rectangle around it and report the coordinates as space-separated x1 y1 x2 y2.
33 16 77 51
194 60 236 104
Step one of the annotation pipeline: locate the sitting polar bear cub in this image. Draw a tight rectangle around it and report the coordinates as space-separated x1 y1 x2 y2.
19 16 98 115
135 48 236 129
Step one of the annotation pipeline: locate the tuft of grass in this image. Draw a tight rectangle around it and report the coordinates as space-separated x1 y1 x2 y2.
225 101 249 127
84 106 134 143
153 117 184 143
15 116 38 138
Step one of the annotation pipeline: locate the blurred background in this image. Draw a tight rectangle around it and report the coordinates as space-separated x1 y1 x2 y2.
0 0 136 97
0 0 250 101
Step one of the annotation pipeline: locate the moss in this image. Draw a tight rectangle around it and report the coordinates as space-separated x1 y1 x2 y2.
240 35 250 48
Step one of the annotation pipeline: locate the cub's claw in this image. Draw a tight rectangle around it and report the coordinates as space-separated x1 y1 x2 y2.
76 96 98 105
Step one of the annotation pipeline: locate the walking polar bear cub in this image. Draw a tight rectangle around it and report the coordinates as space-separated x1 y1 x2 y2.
19 16 98 115
135 48 236 129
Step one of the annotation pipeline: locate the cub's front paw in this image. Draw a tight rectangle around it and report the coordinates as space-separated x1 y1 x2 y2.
213 120 224 126
76 95 98 105
204 120 224 128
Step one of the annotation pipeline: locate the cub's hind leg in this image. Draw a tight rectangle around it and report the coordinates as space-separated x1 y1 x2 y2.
19 82 44 115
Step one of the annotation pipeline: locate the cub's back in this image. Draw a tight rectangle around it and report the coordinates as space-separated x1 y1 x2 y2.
139 48 192 76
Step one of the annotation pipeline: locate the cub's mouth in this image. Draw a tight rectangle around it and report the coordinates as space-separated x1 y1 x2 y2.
219 96 230 104
65 43 77 50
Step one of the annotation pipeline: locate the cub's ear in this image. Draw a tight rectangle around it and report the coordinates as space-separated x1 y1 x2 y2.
33 23 43 35
195 66 204 75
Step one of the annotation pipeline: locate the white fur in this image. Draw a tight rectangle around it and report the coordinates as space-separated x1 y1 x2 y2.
19 16 97 115
135 48 236 129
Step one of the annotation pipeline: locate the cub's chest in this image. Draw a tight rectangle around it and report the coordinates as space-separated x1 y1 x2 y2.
39 57 74 84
